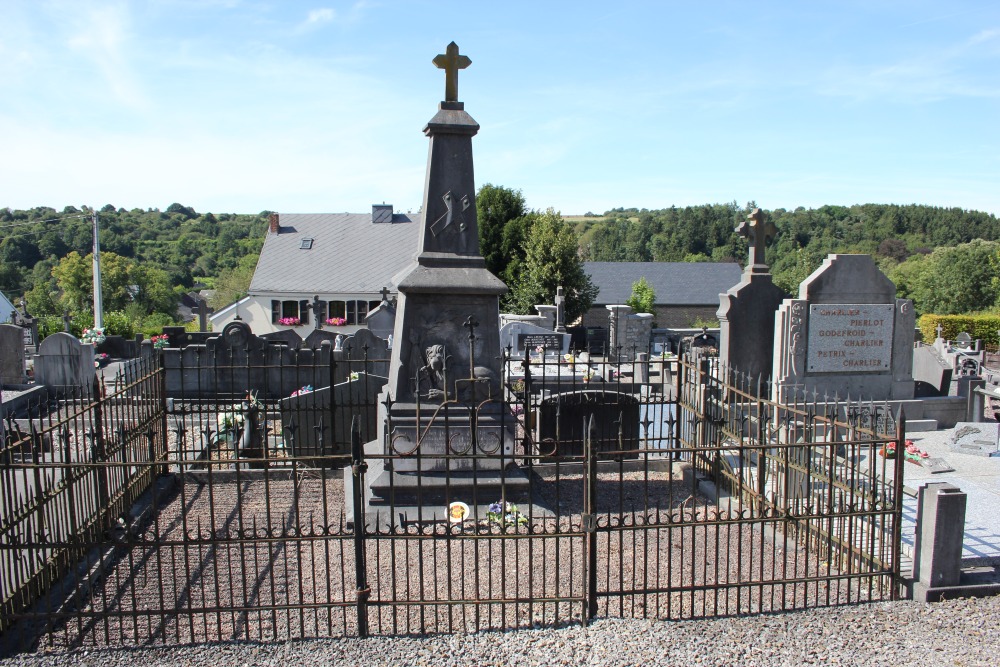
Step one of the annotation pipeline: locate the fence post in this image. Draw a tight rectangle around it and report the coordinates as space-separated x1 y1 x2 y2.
583 415 598 621
91 376 111 534
350 416 370 637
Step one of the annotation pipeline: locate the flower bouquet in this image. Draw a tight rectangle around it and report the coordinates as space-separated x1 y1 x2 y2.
487 501 528 529
81 327 106 345
151 334 169 349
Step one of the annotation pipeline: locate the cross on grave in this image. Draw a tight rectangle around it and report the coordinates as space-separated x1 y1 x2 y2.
191 298 210 333
554 286 566 333
432 41 471 103
62 310 72 333
380 286 391 304
936 323 943 339
464 315 479 376
736 208 778 268
429 190 471 237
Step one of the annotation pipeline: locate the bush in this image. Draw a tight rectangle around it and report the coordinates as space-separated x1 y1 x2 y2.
626 277 656 314
103 310 136 338
918 313 1000 346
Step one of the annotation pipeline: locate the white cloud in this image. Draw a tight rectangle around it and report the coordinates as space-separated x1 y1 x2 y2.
65 4 149 110
305 8 336 26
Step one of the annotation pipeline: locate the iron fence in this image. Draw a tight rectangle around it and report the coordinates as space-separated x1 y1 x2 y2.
0 343 904 653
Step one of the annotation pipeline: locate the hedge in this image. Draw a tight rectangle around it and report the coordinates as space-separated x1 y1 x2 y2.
918 313 1000 347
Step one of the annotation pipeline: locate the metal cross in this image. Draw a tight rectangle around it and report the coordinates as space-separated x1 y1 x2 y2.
432 42 471 102
736 208 778 267
380 286 391 303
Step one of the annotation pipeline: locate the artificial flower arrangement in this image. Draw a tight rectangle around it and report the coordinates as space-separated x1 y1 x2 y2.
325 317 347 326
487 501 528 528
93 352 109 368
289 385 314 398
151 334 169 349
278 317 301 326
81 327 106 345
216 391 265 438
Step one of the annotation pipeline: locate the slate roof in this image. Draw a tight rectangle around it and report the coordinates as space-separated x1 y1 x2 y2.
249 212 422 294
584 262 743 306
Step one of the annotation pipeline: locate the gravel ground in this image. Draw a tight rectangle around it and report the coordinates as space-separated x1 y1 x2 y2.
2 596 999 666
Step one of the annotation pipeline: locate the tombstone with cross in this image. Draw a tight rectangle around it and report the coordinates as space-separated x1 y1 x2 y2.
356 43 524 523
717 207 786 392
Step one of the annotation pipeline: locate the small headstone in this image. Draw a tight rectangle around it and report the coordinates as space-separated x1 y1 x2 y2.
949 422 1000 457
536 390 640 459
921 458 955 474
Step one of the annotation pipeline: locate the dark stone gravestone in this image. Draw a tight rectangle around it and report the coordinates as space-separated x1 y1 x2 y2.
341 328 391 377
0 324 25 385
279 372 388 465
303 329 342 349
536 390 640 460
365 288 396 340
261 328 303 348
162 326 192 348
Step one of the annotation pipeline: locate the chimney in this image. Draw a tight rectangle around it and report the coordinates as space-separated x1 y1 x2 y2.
268 213 280 233
372 204 393 223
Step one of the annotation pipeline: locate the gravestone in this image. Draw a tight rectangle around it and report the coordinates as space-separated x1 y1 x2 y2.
357 43 528 520
32 332 96 391
772 254 914 404
260 328 303 348
499 320 571 359
536 390 640 459
366 287 397 339
279 372 387 463
717 208 785 387
0 324 25 385
341 328 391 377
949 422 1000 457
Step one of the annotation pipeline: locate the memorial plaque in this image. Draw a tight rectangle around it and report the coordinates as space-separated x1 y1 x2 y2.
517 333 568 354
807 304 894 373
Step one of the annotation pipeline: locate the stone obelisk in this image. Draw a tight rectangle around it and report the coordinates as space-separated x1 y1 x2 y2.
359 43 523 519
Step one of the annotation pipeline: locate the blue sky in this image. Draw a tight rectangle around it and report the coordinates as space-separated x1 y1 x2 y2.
2 1 999 216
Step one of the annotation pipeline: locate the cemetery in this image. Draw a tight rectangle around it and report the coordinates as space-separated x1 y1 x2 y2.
2 42 1000 656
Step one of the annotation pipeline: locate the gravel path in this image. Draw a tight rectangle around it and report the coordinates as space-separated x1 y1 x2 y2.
2 595 998 666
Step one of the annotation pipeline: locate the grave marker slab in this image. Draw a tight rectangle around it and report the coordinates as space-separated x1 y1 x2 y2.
0 324 25 385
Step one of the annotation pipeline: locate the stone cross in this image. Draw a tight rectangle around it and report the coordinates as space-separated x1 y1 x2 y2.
554 285 566 333
380 286 391 303
192 298 210 333
432 41 471 103
936 323 943 339
736 208 778 268
62 310 73 333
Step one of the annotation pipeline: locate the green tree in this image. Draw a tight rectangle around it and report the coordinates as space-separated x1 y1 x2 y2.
476 183 527 278
210 253 258 309
626 277 655 314
507 209 598 322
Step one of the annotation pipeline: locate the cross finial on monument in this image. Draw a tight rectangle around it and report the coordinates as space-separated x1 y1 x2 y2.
736 208 778 269
380 286 391 303
433 41 471 102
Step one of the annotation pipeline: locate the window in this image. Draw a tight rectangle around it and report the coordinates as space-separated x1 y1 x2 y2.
300 238 314 250
270 299 311 324
327 299 375 325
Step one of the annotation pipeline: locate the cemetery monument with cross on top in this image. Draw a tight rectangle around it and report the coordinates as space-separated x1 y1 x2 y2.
352 42 527 520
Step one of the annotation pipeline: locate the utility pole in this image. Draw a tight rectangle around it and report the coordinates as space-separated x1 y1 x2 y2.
92 209 104 330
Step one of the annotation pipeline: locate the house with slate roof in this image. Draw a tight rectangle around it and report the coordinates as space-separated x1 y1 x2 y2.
210 205 421 335
582 262 743 328
0 291 16 324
